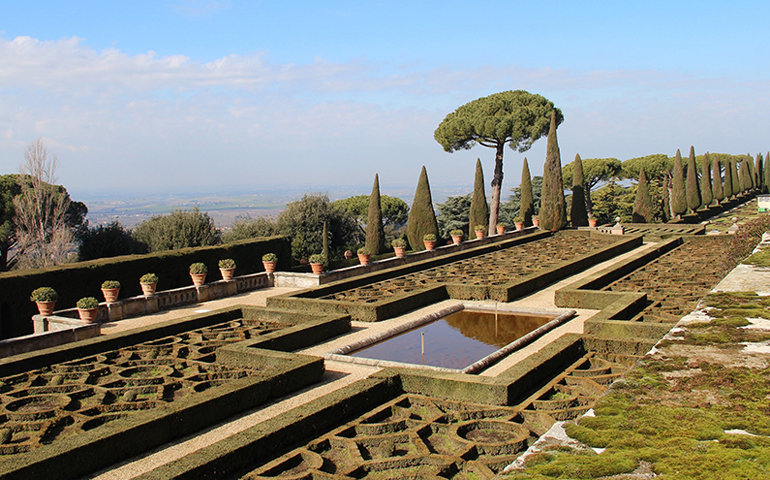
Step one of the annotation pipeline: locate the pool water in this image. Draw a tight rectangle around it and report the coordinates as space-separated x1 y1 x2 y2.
349 309 555 369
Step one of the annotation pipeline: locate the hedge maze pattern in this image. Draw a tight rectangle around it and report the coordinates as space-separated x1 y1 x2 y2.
0 319 281 456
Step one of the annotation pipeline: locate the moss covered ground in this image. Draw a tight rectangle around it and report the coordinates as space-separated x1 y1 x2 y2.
705 198 762 234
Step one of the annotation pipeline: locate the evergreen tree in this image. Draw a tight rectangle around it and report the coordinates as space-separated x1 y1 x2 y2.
746 154 756 189
365 174 386 254
723 157 733 200
322 220 329 260
570 153 589 227
712 154 724 204
764 152 770 194
757 153 765 193
730 157 740 197
406 166 439 250
539 111 567 231
632 168 655 223
685 146 701 213
520 158 534 226
469 159 489 232
671 149 687 218
740 160 752 193
700 152 713 208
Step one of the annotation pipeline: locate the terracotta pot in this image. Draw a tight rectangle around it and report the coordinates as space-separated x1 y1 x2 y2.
299 258 309 266
533 218 540 227
190 273 207 286
475 230 484 240
451 235 462 245
496 225 506 235
101 288 120 303
140 283 157 297
310 263 324 275
36 301 56 316
423 240 436 251
78 308 99 323
344 250 354 259
220 268 235 281
393 246 407 258
515 222 524 231
589 218 598 227
358 254 370 266
263 261 277 274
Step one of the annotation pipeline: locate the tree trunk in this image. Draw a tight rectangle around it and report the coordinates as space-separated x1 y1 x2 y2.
488 143 504 236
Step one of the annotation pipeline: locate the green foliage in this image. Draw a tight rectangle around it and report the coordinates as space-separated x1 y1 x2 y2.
76 297 99 309
701 152 713 207
740 159 752 193
291 234 308 261
570 153 589 227
757 153 764 193
30 286 57 302
712 153 725 203
391 238 406 248
357 247 370 255
499 174 542 225
671 149 687 217
513 216 524 223
100 280 120 290
449 229 463 237
322 220 329 260
723 156 734 199
765 151 770 195
218 258 236 269
469 159 489 232
308 253 325 264
436 194 471 239
730 156 740 197
686 146 702 212
538 111 567 232
422 233 436 241
632 168 655 223
331 195 409 230
262 253 277 262
132 207 220 253
474 225 486 232
406 166 439 250
140 273 158 284
78 220 141 261
621 154 672 181
222 216 278 243
189 262 207 274
0 174 22 271
519 158 534 226
592 182 634 224
365 174 386 254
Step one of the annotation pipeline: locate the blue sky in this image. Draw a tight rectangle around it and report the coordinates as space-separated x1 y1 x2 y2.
1 1 768 199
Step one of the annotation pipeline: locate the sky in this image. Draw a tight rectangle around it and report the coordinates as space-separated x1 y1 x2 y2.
1 0 769 200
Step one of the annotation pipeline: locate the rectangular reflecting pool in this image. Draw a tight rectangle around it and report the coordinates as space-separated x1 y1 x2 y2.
349 309 557 370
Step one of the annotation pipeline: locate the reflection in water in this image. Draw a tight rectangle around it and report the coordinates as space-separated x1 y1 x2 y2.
349 310 555 369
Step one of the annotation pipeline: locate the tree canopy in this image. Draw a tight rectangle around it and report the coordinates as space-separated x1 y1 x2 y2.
436 194 471 239
132 207 220 252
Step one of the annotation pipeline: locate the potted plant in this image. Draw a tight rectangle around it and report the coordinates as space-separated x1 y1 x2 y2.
474 225 486 240
449 229 463 245
309 254 325 275
30 287 58 316
344 250 354 260
496 223 506 235
392 238 407 258
140 273 158 297
218 258 236 281
262 253 278 274
101 280 121 303
513 216 524 231
588 214 599 228
189 262 208 286
357 247 371 266
532 215 540 228
76 297 99 323
423 233 437 251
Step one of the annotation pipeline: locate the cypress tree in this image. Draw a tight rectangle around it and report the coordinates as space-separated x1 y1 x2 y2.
757 153 765 193
469 159 489 234
746 153 756 189
740 159 752 193
365 174 386 254
322 220 328 261
712 154 724 204
730 157 740 196
520 158 534 226
406 166 439 250
671 149 687 219
570 153 589 227
633 168 655 223
539 110 567 232
764 152 770 194
723 156 733 200
685 146 701 213
700 152 713 208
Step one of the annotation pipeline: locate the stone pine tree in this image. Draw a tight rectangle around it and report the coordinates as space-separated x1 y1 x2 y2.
365 174 386 254
469 159 489 232
701 152 713 208
764 152 770 194
406 166 439 250
570 153 589 227
712 154 724 204
520 158 534 226
685 146 701 213
539 110 567 232
730 157 740 197
723 157 733 200
671 149 687 219
632 168 655 223
434 90 562 236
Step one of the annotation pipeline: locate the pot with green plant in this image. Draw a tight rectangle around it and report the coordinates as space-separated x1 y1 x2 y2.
588 214 598 228
533 215 540 228
140 273 158 297
218 258 236 281
189 262 208 286
496 223 506 235
357 247 371 266
309 253 325 275
76 297 99 323
449 229 463 245
514 216 524 231
30 287 58 316
101 280 121 303
474 225 486 240
262 253 278 274
423 233 437 251
392 238 407 258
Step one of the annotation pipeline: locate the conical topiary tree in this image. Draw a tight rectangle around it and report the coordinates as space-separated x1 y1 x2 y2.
671 149 687 219
570 153 588 227
469 159 489 234
730 157 740 196
322 220 329 262
740 159 752 193
712 153 724 204
520 158 534 226
765 152 770 194
366 173 386 254
406 166 439 250
746 153 756 190
539 110 567 232
685 146 701 213
723 157 733 200
633 168 655 223
757 153 765 193
701 152 713 208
